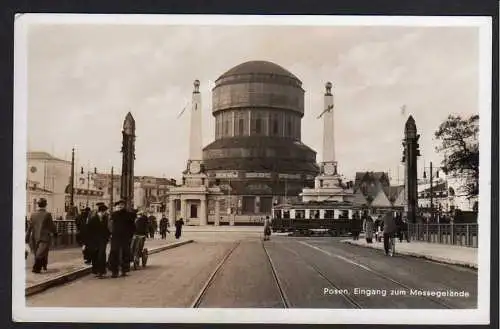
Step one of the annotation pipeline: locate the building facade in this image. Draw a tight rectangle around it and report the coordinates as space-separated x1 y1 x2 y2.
27 152 71 218
93 173 176 213
203 61 319 215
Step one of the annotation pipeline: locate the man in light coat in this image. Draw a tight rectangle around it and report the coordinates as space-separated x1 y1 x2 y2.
26 198 57 273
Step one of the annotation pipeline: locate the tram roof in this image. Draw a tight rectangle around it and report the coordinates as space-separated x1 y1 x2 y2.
273 201 404 210
273 201 360 210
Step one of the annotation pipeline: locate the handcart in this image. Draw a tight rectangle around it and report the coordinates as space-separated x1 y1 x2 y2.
130 234 148 270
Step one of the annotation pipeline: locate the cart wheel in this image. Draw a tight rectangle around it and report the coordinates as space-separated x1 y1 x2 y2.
142 248 148 267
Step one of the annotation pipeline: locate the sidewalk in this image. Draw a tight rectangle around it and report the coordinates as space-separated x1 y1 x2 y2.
342 238 478 269
25 237 193 296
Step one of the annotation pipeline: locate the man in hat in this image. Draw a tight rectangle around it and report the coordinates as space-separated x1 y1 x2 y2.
25 198 57 273
108 200 135 277
77 207 92 264
87 203 111 278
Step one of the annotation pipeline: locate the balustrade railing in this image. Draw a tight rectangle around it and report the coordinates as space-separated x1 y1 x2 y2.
52 220 79 248
407 223 478 248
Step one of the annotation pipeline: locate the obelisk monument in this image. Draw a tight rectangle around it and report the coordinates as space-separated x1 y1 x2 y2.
402 115 420 223
120 112 136 210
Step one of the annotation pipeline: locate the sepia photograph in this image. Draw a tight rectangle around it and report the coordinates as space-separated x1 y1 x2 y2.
12 14 492 324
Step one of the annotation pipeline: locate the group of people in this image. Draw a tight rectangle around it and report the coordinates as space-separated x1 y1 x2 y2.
26 197 187 278
357 211 410 256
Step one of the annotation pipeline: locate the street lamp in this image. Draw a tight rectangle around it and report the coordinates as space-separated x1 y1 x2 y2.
422 161 446 223
80 166 97 207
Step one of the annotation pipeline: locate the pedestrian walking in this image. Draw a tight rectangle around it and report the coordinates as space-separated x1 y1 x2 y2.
135 212 148 236
87 203 111 278
350 212 361 240
159 216 169 239
382 211 397 255
108 200 135 278
77 207 92 264
174 218 184 239
362 212 374 243
25 198 57 273
263 216 271 241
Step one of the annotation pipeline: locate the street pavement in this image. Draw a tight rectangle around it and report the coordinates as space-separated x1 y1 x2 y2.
25 235 188 288
26 232 477 309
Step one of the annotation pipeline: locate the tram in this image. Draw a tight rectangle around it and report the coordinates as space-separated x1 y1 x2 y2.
271 200 403 236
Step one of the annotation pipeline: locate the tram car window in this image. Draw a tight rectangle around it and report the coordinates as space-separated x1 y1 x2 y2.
325 210 334 219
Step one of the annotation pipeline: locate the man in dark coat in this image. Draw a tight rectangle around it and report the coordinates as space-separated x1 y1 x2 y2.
77 207 92 264
108 200 135 278
382 211 398 255
174 218 184 239
25 198 57 273
350 212 361 240
159 216 169 239
86 203 111 278
135 212 149 236
148 215 157 238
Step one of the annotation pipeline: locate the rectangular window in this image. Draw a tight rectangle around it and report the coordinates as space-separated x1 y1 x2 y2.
256 118 262 134
272 118 279 135
238 118 244 136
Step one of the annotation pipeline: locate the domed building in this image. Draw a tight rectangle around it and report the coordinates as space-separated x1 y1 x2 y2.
203 60 319 215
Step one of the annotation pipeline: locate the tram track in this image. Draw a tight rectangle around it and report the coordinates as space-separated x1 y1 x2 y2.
190 241 241 308
299 241 455 309
278 243 362 309
262 241 291 308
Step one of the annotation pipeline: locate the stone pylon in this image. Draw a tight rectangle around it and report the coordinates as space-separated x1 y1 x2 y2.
402 115 421 223
120 112 136 210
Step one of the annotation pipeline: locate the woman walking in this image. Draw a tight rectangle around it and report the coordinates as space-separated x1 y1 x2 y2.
363 213 374 244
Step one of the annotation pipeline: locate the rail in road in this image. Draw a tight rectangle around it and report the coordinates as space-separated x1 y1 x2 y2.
191 240 290 308
297 241 455 309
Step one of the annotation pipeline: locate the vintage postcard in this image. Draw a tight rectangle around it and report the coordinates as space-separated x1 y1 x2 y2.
13 14 492 324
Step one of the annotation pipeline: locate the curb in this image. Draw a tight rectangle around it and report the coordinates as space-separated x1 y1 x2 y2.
342 240 478 270
25 239 194 297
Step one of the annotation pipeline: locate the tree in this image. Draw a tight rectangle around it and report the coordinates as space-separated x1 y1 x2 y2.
434 114 479 199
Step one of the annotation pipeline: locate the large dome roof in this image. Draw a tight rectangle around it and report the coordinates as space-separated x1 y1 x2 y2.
217 60 299 81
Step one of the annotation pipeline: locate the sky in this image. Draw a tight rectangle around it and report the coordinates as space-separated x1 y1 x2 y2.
26 20 480 184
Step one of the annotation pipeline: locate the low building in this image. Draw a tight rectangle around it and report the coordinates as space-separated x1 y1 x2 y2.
27 151 71 218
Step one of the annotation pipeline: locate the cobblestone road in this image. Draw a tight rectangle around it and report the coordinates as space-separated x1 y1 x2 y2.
26 233 477 309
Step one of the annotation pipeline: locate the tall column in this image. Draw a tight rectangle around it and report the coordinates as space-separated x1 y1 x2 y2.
200 197 207 226
189 80 202 161
214 199 220 226
169 197 176 227
322 82 335 164
403 115 420 223
180 198 187 220
120 112 136 210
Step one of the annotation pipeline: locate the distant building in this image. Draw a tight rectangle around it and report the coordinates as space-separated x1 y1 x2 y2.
27 151 71 218
417 176 477 214
351 171 404 210
93 173 176 213
64 166 105 211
